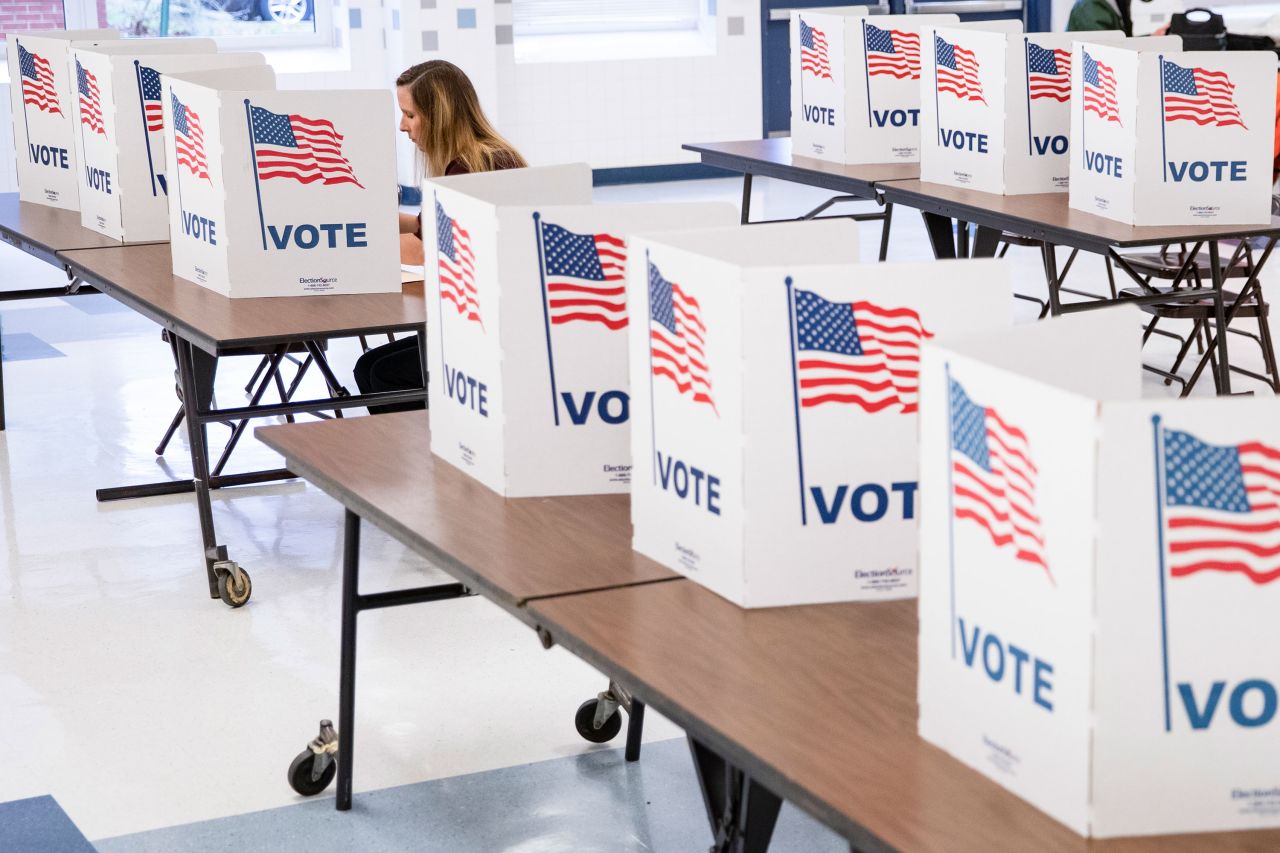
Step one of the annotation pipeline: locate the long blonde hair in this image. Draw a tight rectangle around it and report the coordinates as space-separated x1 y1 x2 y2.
397 61 527 178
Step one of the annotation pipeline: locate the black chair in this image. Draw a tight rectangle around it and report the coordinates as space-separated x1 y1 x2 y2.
1118 242 1279 395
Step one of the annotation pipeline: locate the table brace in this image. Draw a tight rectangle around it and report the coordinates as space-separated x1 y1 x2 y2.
739 175 895 262
689 737 782 853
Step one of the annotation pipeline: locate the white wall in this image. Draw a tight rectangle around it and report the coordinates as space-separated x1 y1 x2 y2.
1 0 763 194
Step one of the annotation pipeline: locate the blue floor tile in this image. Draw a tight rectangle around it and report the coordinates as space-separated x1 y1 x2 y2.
1 332 65 361
0 795 95 853
95 738 847 853
61 294 134 315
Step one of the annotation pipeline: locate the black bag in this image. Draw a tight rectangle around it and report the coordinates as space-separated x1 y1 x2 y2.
1168 7 1227 51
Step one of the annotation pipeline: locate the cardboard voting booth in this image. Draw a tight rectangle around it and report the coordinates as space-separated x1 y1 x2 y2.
71 44 268 242
424 163 736 497
920 28 1124 194
1068 40 1275 225
8 29 120 210
791 10 959 164
628 220 1013 608
161 69 398 297
918 308 1280 837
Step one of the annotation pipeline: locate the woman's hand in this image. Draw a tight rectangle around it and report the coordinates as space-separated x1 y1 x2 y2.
400 233 425 266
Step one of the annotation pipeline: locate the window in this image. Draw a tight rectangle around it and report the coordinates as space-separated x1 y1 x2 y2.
60 0 334 49
513 0 701 36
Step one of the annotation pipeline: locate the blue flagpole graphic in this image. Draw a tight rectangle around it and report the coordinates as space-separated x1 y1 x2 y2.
532 212 562 426
1024 38 1034 157
1159 55 1169 184
862 19 874 129
433 191 449 369
645 250 659 485
785 277 809 526
945 362 959 659
135 62 159 197
17 40 33 161
1151 414 1174 732
244 99 268 251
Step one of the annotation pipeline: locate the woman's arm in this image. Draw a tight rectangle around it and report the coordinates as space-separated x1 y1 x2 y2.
399 212 420 234
400 233 425 266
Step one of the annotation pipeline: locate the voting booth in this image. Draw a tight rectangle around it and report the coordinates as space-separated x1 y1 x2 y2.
1068 41 1275 225
71 43 268 242
628 220 1012 608
424 163 736 497
790 10 958 164
8 29 119 210
161 69 398 297
920 28 1124 194
918 309 1280 837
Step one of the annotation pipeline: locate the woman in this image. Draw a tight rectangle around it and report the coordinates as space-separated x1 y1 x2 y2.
355 61 526 411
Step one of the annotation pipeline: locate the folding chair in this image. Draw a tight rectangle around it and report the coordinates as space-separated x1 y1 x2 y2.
1117 241 1280 395
996 232 1113 318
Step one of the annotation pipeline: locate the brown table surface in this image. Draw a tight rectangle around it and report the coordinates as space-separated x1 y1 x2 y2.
0 191 150 266
529 581 1280 853
877 179 1280 252
683 138 920 198
255 411 677 616
57 243 425 355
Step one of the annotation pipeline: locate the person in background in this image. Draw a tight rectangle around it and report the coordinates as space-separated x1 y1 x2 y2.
355 60 526 411
1067 0 1132 34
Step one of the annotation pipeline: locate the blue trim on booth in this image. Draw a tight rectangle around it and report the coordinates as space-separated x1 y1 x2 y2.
398 163 735 205
0 796 95 852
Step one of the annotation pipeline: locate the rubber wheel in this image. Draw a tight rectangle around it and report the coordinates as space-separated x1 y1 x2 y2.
288 748 336 796
575 699 622 744
217 569 252 608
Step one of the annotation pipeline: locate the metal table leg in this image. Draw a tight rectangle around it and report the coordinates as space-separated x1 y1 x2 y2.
921 212 958 260
175 334 252 606
1042 242 1063 316
740 173 754 225
335 509 361 811
972 225 1001 258
689 737 782 853
1207 240 1232 395
876 202 894 262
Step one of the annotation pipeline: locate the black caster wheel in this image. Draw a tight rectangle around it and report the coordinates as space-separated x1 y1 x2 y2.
217 568 252 608
575 698 622 744
288 748 336 796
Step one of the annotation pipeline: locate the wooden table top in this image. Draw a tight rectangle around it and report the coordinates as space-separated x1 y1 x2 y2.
529 581 1280 853
58 243 425 355
683 139 920 198
877 180 1280 251
255 412 677 615
0 192 143 266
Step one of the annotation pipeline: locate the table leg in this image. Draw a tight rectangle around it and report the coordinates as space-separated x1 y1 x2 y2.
1041 243 1063 316
972 226 1001 258
175 335 236 602
336 509 361 811
624 698 645 762
740 173 754 225
417 326 430 407
920 212 958 260
956 221 971 258
876 203 894 262
1208 240 1232 395
689 737 782 853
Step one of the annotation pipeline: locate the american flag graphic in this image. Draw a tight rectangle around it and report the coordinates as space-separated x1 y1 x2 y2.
1027 42 1071 102
649 261 715 412
171 93 210 181
539 220 628 331
138 65 165 132
1161 429 1280 585
792 290 933 414
436 201 481 326
1162 61 1245 129
864 24 920 80
935 36 986 104
250 105 363 188
76 61 105 137
1082 50 1121 125
799 18 832 80
949 378 1049 577
19 44 62 116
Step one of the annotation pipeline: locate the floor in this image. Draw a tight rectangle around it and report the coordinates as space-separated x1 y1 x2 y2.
0 176 1260 852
